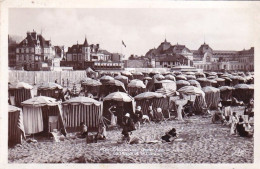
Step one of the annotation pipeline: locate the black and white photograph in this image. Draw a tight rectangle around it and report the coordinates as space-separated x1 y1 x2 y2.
1 0 260 167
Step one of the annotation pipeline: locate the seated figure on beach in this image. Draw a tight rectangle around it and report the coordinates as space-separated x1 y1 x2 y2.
236 117 253 138
80 122 88 138
121 113 135 143
161 128 177 142
148 105 155 121
183 100 194 116
154 107 164 122
132 106 143 129
97 121 107 140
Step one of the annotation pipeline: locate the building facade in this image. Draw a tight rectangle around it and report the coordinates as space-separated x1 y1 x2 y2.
192 43 254 72
15 30 55 71
63 37 124 70
144 39 254 72
145 39 193 68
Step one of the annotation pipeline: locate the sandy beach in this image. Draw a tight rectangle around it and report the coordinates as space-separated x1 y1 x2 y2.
8 107 253 163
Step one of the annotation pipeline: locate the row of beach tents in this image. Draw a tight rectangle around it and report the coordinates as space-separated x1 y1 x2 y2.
8 70 254 146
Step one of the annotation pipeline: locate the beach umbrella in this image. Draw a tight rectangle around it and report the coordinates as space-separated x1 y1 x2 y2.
132 72 143 76
121 71 132 76
232 72 238 76
176 80 190 90
100 75 114 81
134 92 164 100
188 80 201 89
176 75 187 81
178 86 205 96
132 72 144 80
128 79 146 88
155 80 176 97
82 79 102 87
186 75 196 80
63 96 101 106
173 71 182 76
209 72 218 76
233 84 254 104
185 72 195 75
197 78 211 87
21 96 58 106
202 86 221 109
115 75 128 80
165 74 176 81
195 72 206 78
207 75 217 80
37 82 63 100
153 74 165 80
8 82 33 107
38 82 63 90
103 92 133 102
128 79 146 97
150 70 160 74
215 78 226 87
208 79 218 88
219 86 234 101
10 82 33 89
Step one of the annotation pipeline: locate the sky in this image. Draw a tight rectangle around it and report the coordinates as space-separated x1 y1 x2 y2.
9 8 256 58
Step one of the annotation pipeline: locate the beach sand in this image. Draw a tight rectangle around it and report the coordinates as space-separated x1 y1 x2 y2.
8 107 253 163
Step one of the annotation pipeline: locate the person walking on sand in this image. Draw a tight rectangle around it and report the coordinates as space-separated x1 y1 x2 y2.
230 112 238 135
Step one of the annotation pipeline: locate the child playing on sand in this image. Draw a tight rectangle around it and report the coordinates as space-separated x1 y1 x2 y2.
80 122 88 138
161 128 177 142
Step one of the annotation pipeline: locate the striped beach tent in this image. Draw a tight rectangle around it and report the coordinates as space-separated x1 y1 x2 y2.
135 92 168 117
233 84 254 104
21 96 65 135
62 97 102 131
81 78 102 98
177 86 207 114
202 86 221 110
219 86 234 101
188 80 201 89
132 72 144 80
8 82 33 107
8 105 25 146
128 79 146 97
37 82 63 100
103 92 134 126
176 80 190 90
115 75 129 87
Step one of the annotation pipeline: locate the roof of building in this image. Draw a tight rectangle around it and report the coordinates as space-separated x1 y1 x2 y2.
17 31 51 48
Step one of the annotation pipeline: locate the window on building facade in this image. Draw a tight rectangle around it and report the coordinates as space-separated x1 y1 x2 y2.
26 48 29 53
31 48 34 53
21 48 24 53
160 61 163 65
